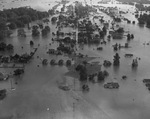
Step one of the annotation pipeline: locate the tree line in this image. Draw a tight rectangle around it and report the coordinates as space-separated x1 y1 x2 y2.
0 7 49 39
116 0 150 4
137 13 150 28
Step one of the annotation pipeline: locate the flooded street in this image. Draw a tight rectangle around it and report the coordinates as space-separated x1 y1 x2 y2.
0 0 150 119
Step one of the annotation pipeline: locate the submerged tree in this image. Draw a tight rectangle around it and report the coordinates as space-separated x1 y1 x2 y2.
0 20 8 39
6 44 14 50
42 26 50 36
13 69 24 76
113 53 120 66
0 42 7 51
32 25 40 36
76 64 87 81
97 71 105 81
8 22 17 30
51 17 57 23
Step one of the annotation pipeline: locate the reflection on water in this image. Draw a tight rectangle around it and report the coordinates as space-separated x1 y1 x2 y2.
113 66 120 74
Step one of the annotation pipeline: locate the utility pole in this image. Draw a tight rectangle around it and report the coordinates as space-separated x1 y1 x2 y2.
10 78 15 90
10 78 13 89
73 102 75 119
73 3 78 42
74 78 75 91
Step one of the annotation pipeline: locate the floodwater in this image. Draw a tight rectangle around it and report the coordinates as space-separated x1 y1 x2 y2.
0 0 120 11
1 0 150 119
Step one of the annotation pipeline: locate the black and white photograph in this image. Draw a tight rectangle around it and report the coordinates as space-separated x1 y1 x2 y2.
0 0 150 119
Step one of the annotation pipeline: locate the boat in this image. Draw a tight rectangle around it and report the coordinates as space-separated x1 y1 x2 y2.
104 82 119 89
124 54 133 57
97 47 103 51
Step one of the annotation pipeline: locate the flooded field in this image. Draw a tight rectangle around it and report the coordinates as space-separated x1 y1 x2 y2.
0 0 120 11
0 0 150 119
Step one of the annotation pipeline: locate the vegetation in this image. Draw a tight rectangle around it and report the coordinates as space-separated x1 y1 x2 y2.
113 53 120 66
42 26 50 36
32 25 40 36
51 17 57 24
0 7 49 39
0 42 14 51
58 59 64 65
0 89 6 100
113 17 121 22
42 59 48 65
66 60 71 66
30 41 34 46
76 64 87 81
116 0 150 4
48 9 55 16
75 2 96 19
50 59 56 65
135 3 150 11
57 44 73 55
18 29 26 37
0 19 12 39
137 14 150 27
14 69 24 76
111 27 124 39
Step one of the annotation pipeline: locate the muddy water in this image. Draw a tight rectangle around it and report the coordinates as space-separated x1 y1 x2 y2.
0 1 150 119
